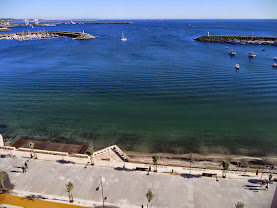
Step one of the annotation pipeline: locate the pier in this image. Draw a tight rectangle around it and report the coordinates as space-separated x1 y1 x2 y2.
195 35 277 45
0 31 98 40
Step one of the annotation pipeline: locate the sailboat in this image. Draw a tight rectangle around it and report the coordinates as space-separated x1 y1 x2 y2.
121 31 127 41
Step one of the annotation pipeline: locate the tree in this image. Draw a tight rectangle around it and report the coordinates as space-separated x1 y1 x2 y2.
0 171 6 191
152 155 160 172
146 189 154 208
235 201 245 208
222 160 230 178
66 181 74 202
86 149 94 165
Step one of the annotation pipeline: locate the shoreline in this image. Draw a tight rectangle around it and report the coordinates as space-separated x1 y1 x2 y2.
125 151 277 171
4 136 277 171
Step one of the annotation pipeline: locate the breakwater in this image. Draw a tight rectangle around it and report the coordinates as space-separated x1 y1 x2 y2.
0 31 98 40
0 27 12 32
195 35 277 45
1 22 134 28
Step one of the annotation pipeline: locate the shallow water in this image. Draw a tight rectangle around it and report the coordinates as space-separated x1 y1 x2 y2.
1 20 277 156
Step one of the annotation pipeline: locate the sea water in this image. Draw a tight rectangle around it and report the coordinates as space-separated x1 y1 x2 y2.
1 19 277 156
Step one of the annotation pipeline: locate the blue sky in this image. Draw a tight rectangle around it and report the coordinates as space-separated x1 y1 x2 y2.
1 0 277 19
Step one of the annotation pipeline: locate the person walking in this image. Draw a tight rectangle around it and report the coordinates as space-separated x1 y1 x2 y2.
21 166 25 173
256 169 259 176
265 182 269 191
25 161 28 169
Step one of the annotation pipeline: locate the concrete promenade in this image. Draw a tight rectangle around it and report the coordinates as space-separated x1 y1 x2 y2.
0 149 276 208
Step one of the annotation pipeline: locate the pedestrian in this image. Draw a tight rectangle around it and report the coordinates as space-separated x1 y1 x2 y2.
149 166 151 172
256 169 259 176
269 174 272 181
265 182 269 191
22 166 25 173
25 161 28 169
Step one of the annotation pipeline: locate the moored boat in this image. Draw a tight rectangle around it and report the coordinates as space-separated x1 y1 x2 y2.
121 31 127 41
235 64 240 69
273 63 277 67
249 51 256 57
229 49 236 55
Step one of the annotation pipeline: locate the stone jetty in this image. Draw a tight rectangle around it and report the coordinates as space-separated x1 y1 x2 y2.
0 27 12 32
195 35 277 45
0 31 98 40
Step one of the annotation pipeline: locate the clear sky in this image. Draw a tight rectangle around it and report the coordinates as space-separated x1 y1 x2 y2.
1 0 277 20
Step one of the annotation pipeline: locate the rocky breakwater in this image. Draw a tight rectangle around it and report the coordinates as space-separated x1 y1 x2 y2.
0 27 12 32
72 32 98 40
195 35 277 45
0 31 98 41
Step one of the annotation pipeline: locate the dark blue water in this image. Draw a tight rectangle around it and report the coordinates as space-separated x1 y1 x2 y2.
1 20 277 156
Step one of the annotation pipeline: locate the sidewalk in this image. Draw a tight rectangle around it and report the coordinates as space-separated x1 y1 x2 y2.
0 194 89 208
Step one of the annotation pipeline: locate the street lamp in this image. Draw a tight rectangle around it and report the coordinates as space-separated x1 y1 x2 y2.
96 176 107 207
189 154 193 175
58 144 65 160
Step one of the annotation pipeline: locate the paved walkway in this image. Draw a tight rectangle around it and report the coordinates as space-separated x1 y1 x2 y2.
0 194 89 208
0 155 276 208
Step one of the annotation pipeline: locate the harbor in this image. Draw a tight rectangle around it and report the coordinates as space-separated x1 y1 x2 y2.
195 35 277 45
0 31 98 40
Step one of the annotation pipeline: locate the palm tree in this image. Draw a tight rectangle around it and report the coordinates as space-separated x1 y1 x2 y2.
0 171 6 192
222 160 230 178
66 181 74 202
235 201 245 208
28 142 35 158
152 155 160 172
146 189 154 208
86 149 94 165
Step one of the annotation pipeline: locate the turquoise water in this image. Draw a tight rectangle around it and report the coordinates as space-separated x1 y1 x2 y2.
1 20 277 156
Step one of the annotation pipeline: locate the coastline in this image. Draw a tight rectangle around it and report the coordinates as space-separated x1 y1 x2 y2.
4 136 277 171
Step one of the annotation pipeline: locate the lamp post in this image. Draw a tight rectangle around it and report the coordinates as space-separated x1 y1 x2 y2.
189 154 193 175
59 144 65 160
96 176 107 207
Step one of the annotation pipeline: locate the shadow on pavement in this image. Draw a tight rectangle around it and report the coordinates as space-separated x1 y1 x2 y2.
56 160 75 164
248 179 264 184
25 194 48 200
181 174 201 178
0 171 15 194
114 167 135 172
10 170 22 173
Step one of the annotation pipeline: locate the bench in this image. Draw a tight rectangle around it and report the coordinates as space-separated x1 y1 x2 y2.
136 167 148 171
202 173 217 177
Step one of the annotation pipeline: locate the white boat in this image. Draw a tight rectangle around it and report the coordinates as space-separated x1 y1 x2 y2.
249 51 256 57
273 63 277 67
262 48 265 51
229 49 236 55
121 32 127 41
274 57 277 61
34 17 39 25
235 64 240 69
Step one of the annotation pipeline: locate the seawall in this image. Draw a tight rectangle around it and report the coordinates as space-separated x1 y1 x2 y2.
0 31 98 40
195 35 277 45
